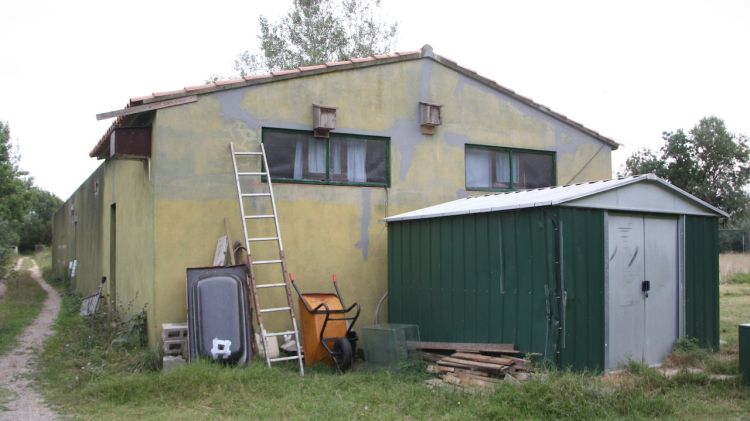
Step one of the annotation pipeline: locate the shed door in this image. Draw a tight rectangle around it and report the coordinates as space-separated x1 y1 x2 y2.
607 214 678 370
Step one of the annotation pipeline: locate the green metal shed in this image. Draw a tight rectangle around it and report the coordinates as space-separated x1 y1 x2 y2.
385 174 727 371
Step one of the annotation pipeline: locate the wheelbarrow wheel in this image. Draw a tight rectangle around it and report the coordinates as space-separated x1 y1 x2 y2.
332 337 353 372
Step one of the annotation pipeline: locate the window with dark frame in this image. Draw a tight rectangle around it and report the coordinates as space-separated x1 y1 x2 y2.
263 129 389 186
465 145 555 190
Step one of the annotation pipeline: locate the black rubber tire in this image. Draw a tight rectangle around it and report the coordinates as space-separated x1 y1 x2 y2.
332 337 354 372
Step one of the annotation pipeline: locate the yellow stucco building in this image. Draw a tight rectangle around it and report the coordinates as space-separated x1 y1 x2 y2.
52 45 618 346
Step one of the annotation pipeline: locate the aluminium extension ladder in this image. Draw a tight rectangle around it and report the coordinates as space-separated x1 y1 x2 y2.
229 142 305 375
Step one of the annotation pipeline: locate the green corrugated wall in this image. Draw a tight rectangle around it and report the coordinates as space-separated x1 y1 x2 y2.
685 216 720 349
388 208 559 360
388 208 717 371
557 207 605 371
388 206 608 371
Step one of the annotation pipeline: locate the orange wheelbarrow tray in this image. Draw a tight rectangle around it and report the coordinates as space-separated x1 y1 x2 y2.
291 276 361 372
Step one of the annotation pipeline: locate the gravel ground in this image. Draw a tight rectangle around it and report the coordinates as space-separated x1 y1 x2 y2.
0 258 60 420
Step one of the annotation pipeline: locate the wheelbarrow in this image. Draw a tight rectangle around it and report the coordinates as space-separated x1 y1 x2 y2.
291 274 361 372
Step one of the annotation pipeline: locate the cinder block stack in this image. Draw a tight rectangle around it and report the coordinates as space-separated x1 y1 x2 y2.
162 322 188 357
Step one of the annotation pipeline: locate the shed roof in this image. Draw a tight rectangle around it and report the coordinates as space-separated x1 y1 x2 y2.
90 44 620 158
384 174 729 222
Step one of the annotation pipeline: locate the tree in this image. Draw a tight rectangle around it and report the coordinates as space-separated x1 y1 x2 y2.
621 117 750 221
0 122 63 273
17 188 62 252
0 121 30 225
230 0 398 77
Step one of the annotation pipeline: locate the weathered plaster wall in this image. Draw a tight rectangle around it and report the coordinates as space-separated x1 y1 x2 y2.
107 159 156 338
148 57 613 340
52 159 155 338
51 163 105 294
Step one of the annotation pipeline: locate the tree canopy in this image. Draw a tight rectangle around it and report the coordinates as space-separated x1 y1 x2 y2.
621 116 750 222
0 121 62 275
226 0 398 78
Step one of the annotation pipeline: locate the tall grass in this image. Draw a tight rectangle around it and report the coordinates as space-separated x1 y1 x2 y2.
0 268 46 355
719 252 750 281
37 293 750 420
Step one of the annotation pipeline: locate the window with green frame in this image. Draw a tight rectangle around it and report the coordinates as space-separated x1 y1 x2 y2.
465 144 555 190
263 128 390 186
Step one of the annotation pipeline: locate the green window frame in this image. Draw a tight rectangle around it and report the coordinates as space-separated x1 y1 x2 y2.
262 128 391 187
465 144 556 191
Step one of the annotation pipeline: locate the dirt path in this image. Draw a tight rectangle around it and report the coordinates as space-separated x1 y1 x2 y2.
0 258 60 420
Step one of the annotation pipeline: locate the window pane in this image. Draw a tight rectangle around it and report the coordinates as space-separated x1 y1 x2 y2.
493 151 511 189
514 152 554 189
331 136 387 184
264 131 325 181
465 147 492 188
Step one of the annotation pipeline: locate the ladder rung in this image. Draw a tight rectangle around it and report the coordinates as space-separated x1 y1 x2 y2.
269 355 301 363
245 215 275 219
241 193 272 197
260 306 291 313
264 330 296 337
234 152 263 156
253 259 282 265
237 172 267 176
249 236 279 242
257 282 287 289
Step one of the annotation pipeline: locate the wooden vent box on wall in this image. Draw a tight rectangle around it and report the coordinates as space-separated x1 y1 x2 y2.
419 102 442 135
313 104 336 138
109 126 152 159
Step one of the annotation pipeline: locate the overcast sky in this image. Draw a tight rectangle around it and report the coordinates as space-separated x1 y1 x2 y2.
1 0 748 199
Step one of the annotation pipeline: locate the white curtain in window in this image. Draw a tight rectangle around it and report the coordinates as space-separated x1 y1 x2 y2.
331 142 342 175
465 148 491 187
347 139 367 182
495 152 510 186
512 154 520 187
308 139 326 173
293 140 303 179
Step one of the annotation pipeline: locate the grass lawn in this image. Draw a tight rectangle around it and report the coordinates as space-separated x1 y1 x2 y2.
0 257 46 356
36 258 750 420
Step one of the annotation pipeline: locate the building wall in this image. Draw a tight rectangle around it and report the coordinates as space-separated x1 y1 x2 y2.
558 207 605 371
388 208 558 359
52 159 155 336
51 163 105 294
685 215 720 349
147 57 614 343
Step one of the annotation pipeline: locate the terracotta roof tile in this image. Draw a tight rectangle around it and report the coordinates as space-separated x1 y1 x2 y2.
185 84 211 92
351 56 375 63
214 78 245 86
244 73 272 81
299 64 327 72
129 95 153 103
373 54 390 59
152 88 185 97
325 60 352 67
272 68 302 76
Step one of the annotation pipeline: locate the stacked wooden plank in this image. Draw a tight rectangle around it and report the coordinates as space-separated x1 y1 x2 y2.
411 341 532 388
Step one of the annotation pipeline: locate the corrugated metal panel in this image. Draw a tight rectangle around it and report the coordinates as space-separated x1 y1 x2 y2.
388 208 557 359
685 216 720 349
385 174 727 222
558 208 606 371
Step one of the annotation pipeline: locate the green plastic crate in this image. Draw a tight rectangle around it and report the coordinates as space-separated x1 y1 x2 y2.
361 324 420 366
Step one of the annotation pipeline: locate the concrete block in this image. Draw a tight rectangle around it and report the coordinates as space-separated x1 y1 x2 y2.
163 355 186 371
162 322 188 341
163 338 187 356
